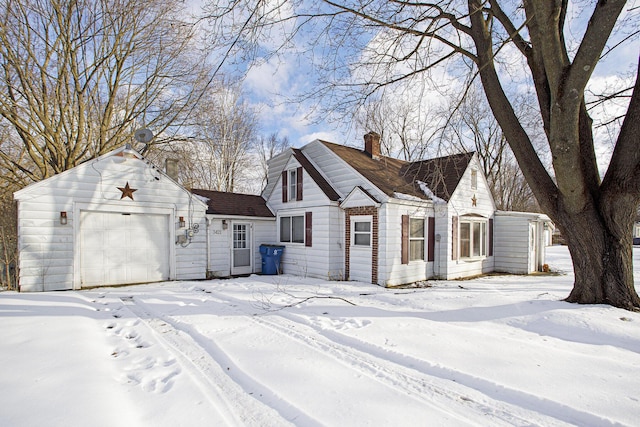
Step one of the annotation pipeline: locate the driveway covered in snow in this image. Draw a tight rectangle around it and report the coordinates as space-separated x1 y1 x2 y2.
1 246 639 426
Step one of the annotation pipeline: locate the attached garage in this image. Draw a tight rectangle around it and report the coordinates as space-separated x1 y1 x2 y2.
14 146 208 291
79 210 170 287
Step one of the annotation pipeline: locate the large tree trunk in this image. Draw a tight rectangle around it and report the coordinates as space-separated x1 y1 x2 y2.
467 0 640 310
558 202 639 309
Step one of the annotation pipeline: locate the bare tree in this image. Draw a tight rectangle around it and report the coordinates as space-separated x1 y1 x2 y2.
355 96 441 161
0 190 17 289
0 0 209 188
149 78 257 193
256 132 290 190
205 1 640 309
446 84 537 211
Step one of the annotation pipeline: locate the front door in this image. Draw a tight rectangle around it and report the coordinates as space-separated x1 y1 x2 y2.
231 222 252 275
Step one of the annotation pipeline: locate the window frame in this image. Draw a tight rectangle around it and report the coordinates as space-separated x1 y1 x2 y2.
288 169 298 202
409 217 425 262
459 217 487 259
351 215 372 248
279 214 305 244
471 169 478 190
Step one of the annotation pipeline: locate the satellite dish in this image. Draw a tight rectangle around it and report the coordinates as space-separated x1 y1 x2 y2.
134 128 154 144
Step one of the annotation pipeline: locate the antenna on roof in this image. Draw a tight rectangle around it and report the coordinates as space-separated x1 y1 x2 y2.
134 128 154 154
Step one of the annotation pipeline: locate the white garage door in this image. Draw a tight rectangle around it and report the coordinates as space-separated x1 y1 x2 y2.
80 211 170 287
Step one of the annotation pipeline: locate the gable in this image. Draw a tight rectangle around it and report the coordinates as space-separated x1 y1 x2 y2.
14 145 207 210
341 186 380 209
263 147 341 203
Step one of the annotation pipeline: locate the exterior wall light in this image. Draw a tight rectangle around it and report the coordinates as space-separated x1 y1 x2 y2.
60 211 68 225
179 216 185 228
222 219 228 230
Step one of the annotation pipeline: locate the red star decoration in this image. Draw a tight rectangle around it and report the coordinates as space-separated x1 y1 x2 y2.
471 194 477 206
117 182 137 200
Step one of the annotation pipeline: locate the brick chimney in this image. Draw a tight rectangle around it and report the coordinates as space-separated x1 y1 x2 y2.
364 131 381 160
165 158 179 181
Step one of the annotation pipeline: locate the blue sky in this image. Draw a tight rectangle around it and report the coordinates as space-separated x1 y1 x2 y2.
195 1 639 157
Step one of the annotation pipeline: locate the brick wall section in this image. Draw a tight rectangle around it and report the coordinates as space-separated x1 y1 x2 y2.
345 206 379 284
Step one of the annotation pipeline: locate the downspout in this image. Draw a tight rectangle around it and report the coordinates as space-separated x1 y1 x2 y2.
206 217 211 278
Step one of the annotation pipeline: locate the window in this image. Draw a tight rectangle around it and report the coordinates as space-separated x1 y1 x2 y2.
280 215 304 243
289 169 297 201
409 218 425 261
353 221 371 246
459 218 486 258
471 169 478 190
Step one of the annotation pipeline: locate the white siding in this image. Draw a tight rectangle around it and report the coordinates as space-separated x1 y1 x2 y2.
15 150 207 291
493 212 549 274
379 201 434 286
275 206 343 280
206 217 276 277
439 156 495 280
265 150 343 280
493 215 530 273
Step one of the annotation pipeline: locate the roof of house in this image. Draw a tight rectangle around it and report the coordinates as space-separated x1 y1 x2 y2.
190 189 274 217
319 140 474 202
292 148 341 201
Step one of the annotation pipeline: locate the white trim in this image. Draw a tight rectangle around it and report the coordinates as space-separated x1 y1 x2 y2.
350 215 373 248
341 187 381 209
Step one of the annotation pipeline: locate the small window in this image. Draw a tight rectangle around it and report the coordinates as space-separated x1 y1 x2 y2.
280 215 304 243
471 169 478 190
353 221 371 246
409 218 425 261
289 169 297 201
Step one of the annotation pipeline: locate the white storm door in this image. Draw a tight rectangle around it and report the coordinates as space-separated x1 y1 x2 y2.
80 211 170 287
349 216 373 283
231 222 252 275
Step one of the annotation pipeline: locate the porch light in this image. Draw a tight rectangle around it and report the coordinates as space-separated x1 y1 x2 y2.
179 216 185 228
222 219 228 230
60 211 68 225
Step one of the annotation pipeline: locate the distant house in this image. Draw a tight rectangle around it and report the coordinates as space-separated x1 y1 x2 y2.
14 133 553 291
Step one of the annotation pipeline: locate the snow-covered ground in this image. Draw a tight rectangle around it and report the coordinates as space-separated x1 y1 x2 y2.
1 246 639 426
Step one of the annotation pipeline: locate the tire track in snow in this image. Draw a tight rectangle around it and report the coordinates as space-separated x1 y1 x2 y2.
119 296 299 427
196 287 593 426
251 313 562 427
266 310 622 427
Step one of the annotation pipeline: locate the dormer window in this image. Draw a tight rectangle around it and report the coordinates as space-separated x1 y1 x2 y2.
281 166 303 203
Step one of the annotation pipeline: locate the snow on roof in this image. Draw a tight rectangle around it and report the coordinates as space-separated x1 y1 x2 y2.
417 181 447 204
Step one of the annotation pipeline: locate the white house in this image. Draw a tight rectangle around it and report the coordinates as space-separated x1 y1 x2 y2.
14 146 208 291
261 132 548 285
14 133 553 291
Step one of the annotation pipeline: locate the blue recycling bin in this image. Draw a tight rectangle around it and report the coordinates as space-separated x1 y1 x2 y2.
260 245 285 275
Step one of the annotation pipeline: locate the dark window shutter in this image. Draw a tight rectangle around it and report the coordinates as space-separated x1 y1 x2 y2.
452 216 458 260
401 215 409 264
488 218 494 256
296 166 303 201
428 217 435 262
281 170 288 203
305 211 312 247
